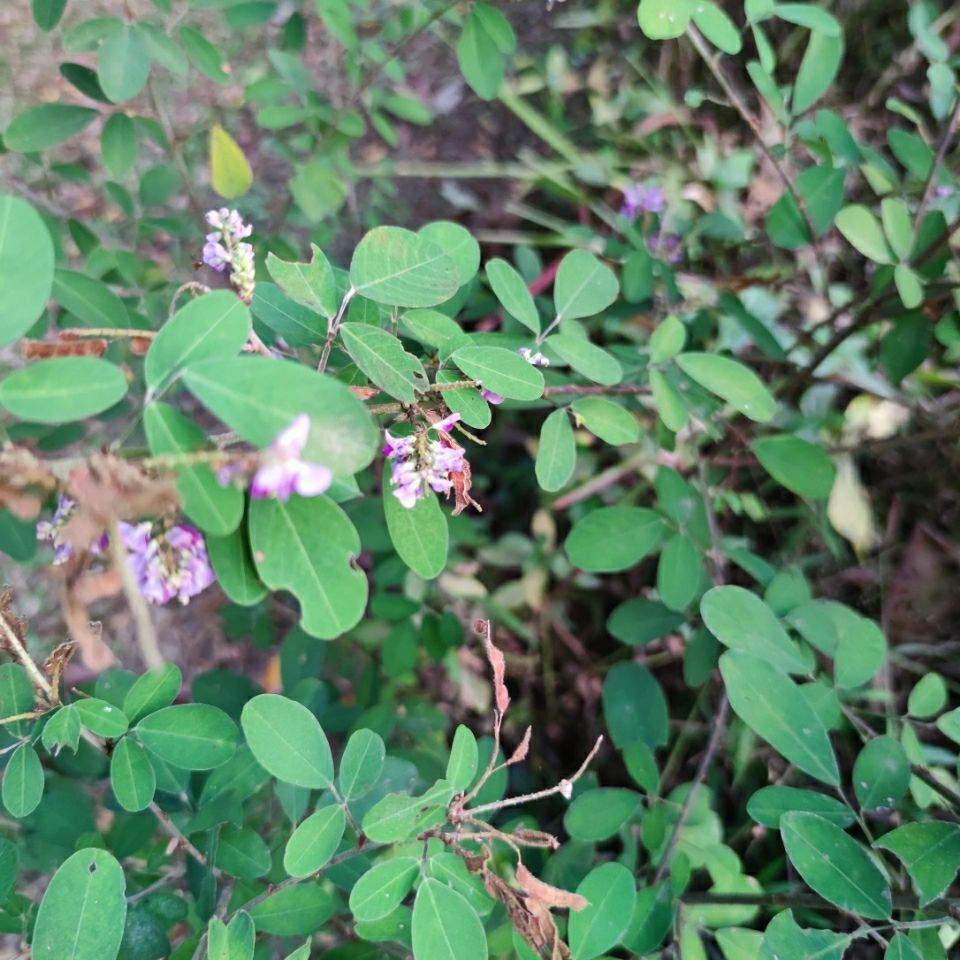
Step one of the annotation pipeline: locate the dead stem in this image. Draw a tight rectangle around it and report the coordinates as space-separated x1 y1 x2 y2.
109 519 162 670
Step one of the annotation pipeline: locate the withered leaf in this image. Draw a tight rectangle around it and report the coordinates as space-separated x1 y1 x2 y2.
516 864 589 912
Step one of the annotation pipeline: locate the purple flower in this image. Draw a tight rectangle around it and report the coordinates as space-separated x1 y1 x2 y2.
37 496 108 565
518 347 550 367
482 389 504 405
119 521 215 606
202 209 256 304
384 415 467 508
648 232 683 265
246 415 332 501
620 184 666 220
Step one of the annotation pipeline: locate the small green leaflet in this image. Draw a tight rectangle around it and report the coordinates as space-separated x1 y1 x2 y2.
338 729 386 801
283 805 346 877
383 486 449 580
340 322 428 402
350 857 419 922
676 352 775 422
875 821 960 905
553 250 619 322
0 195 55 347
412 878 487 960
568 862 636 960
486 258 539 334
536 408 576 492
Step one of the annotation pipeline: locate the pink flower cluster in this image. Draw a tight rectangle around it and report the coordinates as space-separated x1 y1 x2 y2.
203 208 256 304
384 414 465 508
119 521 215 606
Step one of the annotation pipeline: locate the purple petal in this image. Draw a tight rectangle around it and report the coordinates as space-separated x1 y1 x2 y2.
273 414 311 458
293 462 333 498
432 412 461 434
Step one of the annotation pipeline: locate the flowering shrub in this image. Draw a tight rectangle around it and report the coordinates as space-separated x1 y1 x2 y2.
0 1 958 959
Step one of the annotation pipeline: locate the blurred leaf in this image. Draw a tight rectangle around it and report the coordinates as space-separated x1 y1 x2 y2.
876 822 960 905
568 862 636 960
210 124 253 200
4 104 98 152
793 32 843 114
383 486 449 580
603 662 669 749
0 358 127 423
752 434 836 499
692 2 742 55
566 506 664 572
0 195 55 346
637 0 690 40
676 353 775 421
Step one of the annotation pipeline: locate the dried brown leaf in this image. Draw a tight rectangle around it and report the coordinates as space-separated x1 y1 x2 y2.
482 627 510 715
22 339 108 359
516 864 589 912
508 726 532 765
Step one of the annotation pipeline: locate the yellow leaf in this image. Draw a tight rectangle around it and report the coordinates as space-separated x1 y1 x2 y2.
828 455 880 555
209 123 252 199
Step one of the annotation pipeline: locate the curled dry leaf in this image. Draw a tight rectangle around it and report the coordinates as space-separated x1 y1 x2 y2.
63 454 179 554
509 726 532 765
0 445 58 519
515 863 589 912
349 385 380 401
482 626 510 715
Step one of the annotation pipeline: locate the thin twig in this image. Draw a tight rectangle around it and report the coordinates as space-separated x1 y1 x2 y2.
318 288 355 373
61 328 157 340
915 96 960 228
466 736 604 817
552 452 650 511
543 383 649 397
652 694 729 884
687 27 822 274
0 608 53 700
150 803 213 868
109 519 162 670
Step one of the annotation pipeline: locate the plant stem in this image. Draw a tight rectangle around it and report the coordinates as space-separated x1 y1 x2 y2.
109 519 162 670
318 287 355 373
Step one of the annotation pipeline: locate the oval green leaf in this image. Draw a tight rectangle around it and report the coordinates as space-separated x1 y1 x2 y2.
283 805 346 877
676 352 775 422
0 195 55 346
136 703 238 770
110 738 157 812
565 506 665 573
0 358 127 423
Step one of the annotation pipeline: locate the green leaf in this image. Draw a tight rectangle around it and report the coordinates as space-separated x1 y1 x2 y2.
649 314 686 363
42 705 81 754
894 264 924 309
210 124 253 200
383 486 449 581
4 104 99 152
536 408 576 492
283 805 346 878
253 284 327 348
419 222 480 287
0 358 127 423
701 586 811 674
657 534 702 611
547 334 622 386
435 370 491 429
774 3 842 35
473 3 517 53
607 598 684 647
184 356 378 476
832 607 885 689
32 849 126 960
885 933 924 960
98 25 150 102
110 738 157 812
637 0 691 40
766 165 846 248
571 397 639 446
339 729 385 800
350 857 419 922
835 204 893 263
207 525 268 606
123 663 181 725
564 788 641 841
412 877 487 960
362 780 454 843
568 862 636 960
402 309 470 351
457 11 504 101
446 725 479 792
602 662 669 749
781 812 891 918
676 353 776 422
720 651 840 785
241 693 334 789
177 24 228 82
33 0 69 31
853 736 910 811
553 250 619 322
137 703 238 770
793 31 843 114
486 258 539 334
452 346 544 401
145 291 251 396
266 245 337 320
144 403 242 536
880 197 914 261
250 883 334 936
747 786 855 828
75 698 129 738
350 226 460 308
0 196 55 346
908 673 947 719
752 435 836 499
139 23 188 78
101 114 137 178
249 495 368 639
340 323 428 402
2 744 44 818
649 368 689 432
0 663 36 738
876 822 960 905
693 2 743 55
759 910 850 960
565 507 664 573
207 910 255 960
52 270 128 327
